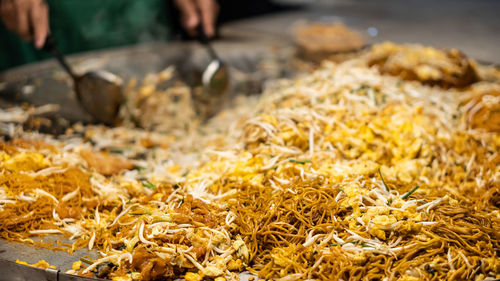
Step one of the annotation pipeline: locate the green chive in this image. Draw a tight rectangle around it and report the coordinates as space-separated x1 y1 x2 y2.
351 84 370 93
141 180 156 190
378 168 390 192
129 212 146 216
80 257 93 264
289 159 311 165
465 170 472 180
109 148 126 154
133 164 146 171
401 185 420 200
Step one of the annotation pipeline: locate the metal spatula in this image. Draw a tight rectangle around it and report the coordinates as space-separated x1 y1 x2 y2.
197 25 229 96
41 35 123 125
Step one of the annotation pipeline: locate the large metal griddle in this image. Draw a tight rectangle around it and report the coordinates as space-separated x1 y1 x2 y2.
0 29 289 281
1 6 499 280
0 259 98 281
0 34 284 123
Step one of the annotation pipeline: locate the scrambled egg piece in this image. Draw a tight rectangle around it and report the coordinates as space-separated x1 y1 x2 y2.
397 276 420 281
346 251 368 265
201 256 226 277
72 260 82 271
339 183 367 216
16 259 56 269
234 236 250 263
362 207 390 224
227 259 244 271
372 215 397 227
2 152 50 172
112 272 141 281
369 227 387 240
185 272 203 281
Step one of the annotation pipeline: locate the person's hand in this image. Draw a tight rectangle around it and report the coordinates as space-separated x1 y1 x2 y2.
0 0 49 49
174 0 219 38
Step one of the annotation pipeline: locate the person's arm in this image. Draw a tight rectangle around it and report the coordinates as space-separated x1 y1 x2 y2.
174 0 219 38
0 0 49 48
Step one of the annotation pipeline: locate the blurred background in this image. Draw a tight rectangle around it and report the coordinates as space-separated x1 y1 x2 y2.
170 0 500 64
1 0 499 72
1 0 499 126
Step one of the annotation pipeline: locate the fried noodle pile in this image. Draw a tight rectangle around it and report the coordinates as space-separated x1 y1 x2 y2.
0 43 499 281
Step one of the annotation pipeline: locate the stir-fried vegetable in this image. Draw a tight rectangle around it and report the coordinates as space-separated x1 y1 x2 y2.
0 43 499 281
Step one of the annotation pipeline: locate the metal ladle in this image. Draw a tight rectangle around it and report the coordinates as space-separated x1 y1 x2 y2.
41 35 123 125
197 25 229 96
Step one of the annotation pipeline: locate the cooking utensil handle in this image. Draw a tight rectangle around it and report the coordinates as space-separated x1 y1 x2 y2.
41 34 78 80
196 24 219 61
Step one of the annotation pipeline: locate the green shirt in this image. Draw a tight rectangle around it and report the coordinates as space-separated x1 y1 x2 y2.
0 0 171 71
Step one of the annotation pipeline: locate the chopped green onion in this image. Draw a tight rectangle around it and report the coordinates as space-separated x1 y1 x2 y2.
289 159 311 165
133 164 146 171
80 257 93 264
465 170 472 179
351 84 370 93
378 168 390 192
141 180 156 190
425 265 437 275
401 185 420 200
109 148 129 154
